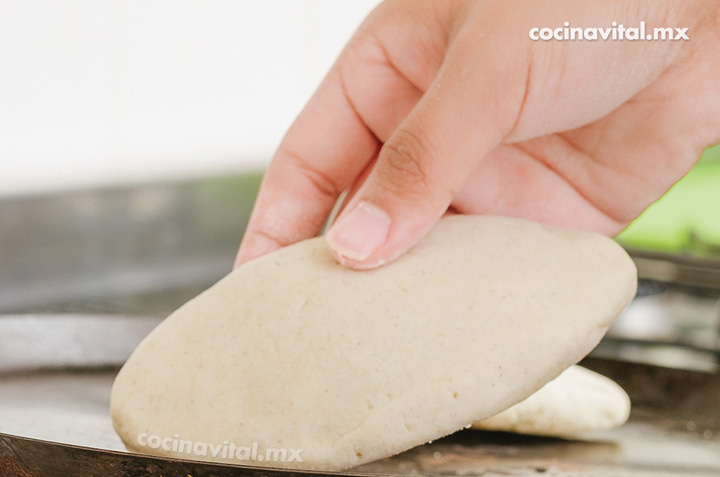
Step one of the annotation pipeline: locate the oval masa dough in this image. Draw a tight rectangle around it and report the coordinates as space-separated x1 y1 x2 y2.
110 215 637 470
473 365 631 437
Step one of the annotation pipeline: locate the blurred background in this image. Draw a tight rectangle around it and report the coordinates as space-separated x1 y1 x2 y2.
0 0 378 196
1 1 719 373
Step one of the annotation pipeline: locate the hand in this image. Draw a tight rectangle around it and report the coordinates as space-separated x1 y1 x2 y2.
236 0 720 269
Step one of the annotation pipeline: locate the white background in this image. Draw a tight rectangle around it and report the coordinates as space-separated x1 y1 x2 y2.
0 1 379 196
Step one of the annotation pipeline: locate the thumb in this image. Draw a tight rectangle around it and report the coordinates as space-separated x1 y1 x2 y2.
325 31 528 269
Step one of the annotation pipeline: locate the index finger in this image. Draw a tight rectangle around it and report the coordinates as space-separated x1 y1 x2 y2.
234 66 379 268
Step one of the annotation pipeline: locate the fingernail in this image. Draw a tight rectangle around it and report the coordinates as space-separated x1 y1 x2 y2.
326 201 391 261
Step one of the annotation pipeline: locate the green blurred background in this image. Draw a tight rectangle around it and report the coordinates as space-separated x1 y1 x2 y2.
616 144 720 255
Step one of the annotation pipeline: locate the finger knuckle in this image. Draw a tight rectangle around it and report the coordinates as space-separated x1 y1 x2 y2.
282 147 342 202
379 129 433 196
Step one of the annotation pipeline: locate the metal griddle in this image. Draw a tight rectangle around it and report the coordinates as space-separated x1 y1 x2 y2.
1 177 718 476
0 315 718 477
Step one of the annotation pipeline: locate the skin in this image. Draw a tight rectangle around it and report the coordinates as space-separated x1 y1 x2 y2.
235 0 720 270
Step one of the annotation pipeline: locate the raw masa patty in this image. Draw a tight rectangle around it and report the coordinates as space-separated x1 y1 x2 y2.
111 215 637 470
473 365 631 437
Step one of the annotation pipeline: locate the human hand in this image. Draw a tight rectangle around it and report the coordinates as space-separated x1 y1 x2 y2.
236 0 720 269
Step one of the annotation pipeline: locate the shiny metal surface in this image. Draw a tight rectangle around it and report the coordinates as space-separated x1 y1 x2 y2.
596 282 720 373
1 174 719 476
0 314 161 373
1 172 719 373
0 357 718 477
0 173 261 316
